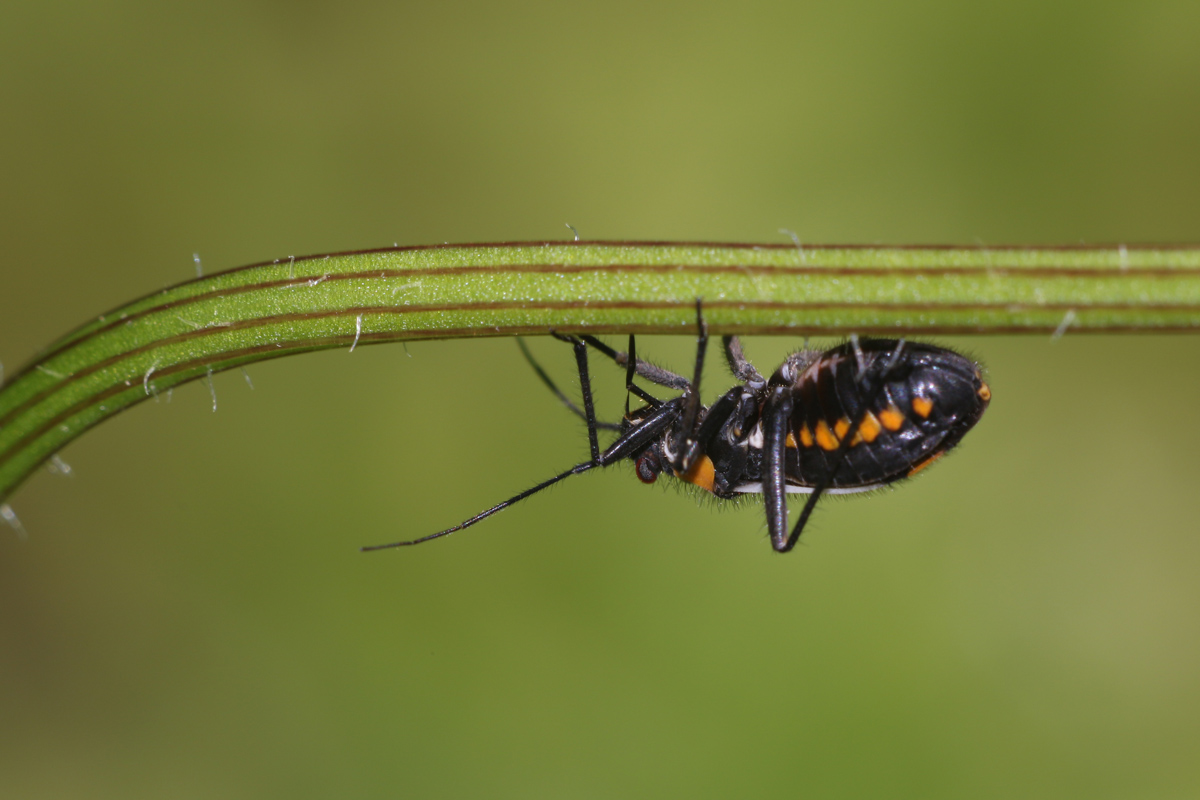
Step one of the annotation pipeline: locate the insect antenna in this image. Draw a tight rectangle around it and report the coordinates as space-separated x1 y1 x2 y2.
363 334 683 552
361 462 600 550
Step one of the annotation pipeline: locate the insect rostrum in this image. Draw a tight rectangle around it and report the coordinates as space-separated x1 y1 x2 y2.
363 305 990 554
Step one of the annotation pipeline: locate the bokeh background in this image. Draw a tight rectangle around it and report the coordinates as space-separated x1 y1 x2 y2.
3 1 1200 797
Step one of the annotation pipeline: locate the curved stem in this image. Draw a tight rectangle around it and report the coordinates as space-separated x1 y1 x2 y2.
2 240 1199 502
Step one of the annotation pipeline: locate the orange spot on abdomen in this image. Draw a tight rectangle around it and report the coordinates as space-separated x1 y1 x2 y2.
912 396 933 418
815 420 839 451
798 424 814 447
858 411 882 442
680 455 716 493
879 406 905 431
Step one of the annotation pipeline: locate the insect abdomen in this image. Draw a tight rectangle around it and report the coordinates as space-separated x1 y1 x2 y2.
787 340 990 489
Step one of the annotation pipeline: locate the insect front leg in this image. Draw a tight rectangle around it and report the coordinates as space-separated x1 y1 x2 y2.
681 386 746 494
722 335 764 385
579 335 686 393
571 337 603 463
550 332 606 464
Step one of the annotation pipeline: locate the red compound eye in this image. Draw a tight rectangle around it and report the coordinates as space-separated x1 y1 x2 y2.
635 452 660 484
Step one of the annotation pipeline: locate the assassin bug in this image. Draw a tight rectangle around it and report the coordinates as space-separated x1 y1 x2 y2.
363 304 990 553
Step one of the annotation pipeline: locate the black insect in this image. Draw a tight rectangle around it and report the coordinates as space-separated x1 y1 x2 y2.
364 306 991 553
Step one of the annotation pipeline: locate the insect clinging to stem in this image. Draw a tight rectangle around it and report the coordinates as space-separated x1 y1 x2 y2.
362 303 991 553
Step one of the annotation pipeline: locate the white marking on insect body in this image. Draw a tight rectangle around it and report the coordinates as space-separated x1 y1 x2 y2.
1 503 28 539
350 314 364 352
732 482 882 495
850 334 867 375
1051 309 1076 341
747 422 764 449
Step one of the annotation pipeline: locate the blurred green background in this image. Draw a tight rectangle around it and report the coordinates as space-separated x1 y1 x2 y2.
2 1 1199 797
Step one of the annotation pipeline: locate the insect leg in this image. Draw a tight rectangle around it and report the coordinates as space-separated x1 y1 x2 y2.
572 335 666 406
762 386 794 552
672 300 708 469
580 335 689 392
723 335 764 385
569 336 602 464
599 397 685 463
677 386 742 480
624 334 638 416
516 338 621 431
849 334 867 376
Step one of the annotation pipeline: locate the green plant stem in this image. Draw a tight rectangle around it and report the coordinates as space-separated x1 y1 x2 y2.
2 241 1199 503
